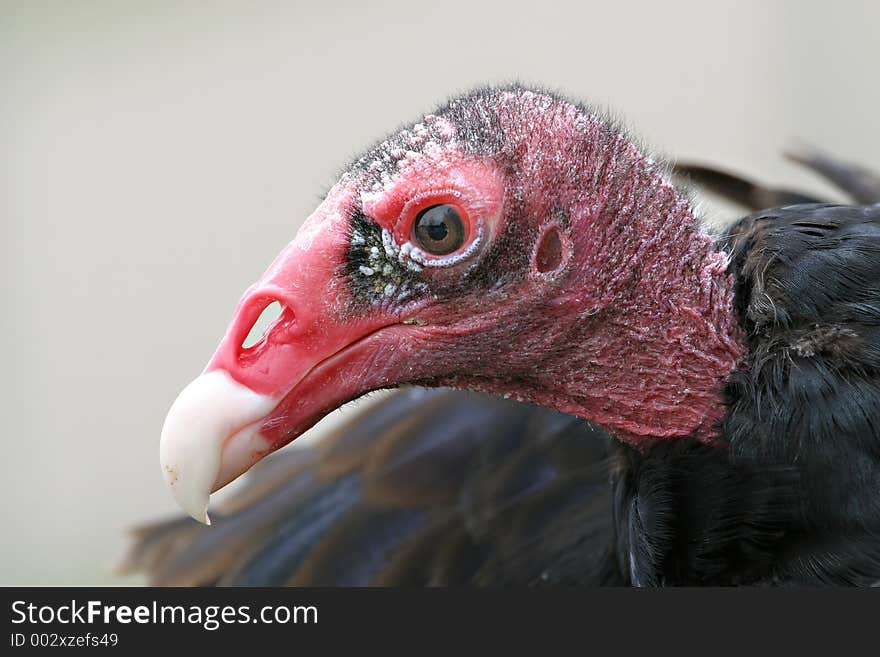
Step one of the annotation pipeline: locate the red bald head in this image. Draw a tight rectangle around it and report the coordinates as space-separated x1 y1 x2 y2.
160 86 745 522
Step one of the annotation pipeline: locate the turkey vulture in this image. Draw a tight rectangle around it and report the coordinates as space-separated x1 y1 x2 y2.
123 86 880 586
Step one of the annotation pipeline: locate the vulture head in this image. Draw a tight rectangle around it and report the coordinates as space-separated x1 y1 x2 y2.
161 86 746 523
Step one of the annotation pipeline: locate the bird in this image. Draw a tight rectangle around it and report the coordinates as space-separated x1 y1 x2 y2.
121 85 880 586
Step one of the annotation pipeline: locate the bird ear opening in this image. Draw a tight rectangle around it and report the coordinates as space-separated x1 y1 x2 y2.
531 223 570 277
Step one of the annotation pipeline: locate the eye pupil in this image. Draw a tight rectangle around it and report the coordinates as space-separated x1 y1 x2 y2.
426 221 448 241
413 204 465 255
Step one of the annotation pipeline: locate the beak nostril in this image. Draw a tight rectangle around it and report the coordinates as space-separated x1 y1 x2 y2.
241 300 284 350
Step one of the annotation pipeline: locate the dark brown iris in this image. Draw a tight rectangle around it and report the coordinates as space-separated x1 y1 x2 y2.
413 204 465 255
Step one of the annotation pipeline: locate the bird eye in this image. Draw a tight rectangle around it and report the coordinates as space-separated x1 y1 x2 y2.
413 204 466 255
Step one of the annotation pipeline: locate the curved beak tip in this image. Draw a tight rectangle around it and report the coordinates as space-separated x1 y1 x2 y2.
161 463 211 525
158 369 276 525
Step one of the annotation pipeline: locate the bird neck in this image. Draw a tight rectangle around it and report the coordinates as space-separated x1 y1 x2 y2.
495 105 747 447
566 131 746 446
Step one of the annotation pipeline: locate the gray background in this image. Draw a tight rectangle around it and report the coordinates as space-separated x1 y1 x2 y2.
3 0 878 584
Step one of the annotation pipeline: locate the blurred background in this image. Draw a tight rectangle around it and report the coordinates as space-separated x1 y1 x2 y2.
2 0 879 585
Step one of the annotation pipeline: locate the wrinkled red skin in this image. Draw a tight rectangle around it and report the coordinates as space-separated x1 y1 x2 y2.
205 90 745 461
